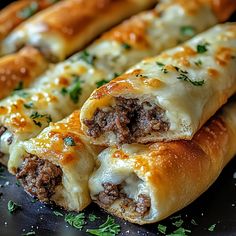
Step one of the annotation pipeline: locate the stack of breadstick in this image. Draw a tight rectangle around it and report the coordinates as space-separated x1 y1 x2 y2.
0 0 236 225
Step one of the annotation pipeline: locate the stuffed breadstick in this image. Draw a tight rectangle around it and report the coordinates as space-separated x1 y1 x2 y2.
81 23 236 145
0 0 62 45
89 97 236 225
1 0 156 62
9 111 101 211
0 46 48 100
0 0 234 165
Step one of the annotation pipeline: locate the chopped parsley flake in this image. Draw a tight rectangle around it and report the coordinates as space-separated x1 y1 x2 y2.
7 200 21 213
194 60 202 66
61 75 82 104
14 81 24 91
172 219 184 228
22 231 36 236
122 43 132 50
79 50 96 65
156 61 168 74
208 224 216 232
88 214 98 222
64 137 76 146
15 180 21 187
86 216 120 236
65 213 85 229
96 79 109 88
24 101 34 109
168 227 191 236
196 42 209 53
180 26 196 37
113 72 120 78
30 112 52 127
18 2 38 19
175 66 204 86
158 224 167 234
53 211 64 217
191 219 198 225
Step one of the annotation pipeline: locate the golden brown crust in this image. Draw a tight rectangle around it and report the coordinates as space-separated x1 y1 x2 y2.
2 0 156 61
0 0 59 42
0 46 48 100
90 100 236 224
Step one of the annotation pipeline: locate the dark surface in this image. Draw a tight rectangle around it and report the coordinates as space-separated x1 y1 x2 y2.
1 156 236 236
1 1 236 236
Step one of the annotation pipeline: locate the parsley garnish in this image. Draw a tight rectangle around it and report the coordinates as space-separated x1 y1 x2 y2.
24 101 34 109
158 224 167 234
172 219 184 228
53 211 64 217
15 180 21 187
196 42 209 53
175 67 204 86
22 231 36 236
113 72 120 78
7 200 21 213
14 81 24 91
191 219 198 225
194 60 202 66
122 43 132 50
180 26 196 37
30 112 52 127
18 2 38 19
156 61 168 74
96 79 109 88
86 216 120 236
61 75 82 104
65 213 85 229
168 227 191 236
79 51 95 65
208 224 216 232
88 214 98 222
64 137 76 146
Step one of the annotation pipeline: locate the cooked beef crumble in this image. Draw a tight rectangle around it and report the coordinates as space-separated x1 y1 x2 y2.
16 155 62 202
83 97 169 143
97 182 151 216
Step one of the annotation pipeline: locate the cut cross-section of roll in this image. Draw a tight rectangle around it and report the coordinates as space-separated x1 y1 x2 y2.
1 0 156 62
0 0 62 46
89 97 236 224
81 23 236 145
0 46 48 100
9 111 101 211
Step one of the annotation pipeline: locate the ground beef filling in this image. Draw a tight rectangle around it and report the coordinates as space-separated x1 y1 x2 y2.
84 97 169 143
16 155 62 202
98 182 151 216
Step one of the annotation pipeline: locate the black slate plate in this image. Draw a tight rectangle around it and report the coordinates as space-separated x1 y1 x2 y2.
1 1 236 235
1 156 236 236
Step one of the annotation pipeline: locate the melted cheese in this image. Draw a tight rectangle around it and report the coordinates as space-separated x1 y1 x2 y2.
0 0 221 157
81 23 236 145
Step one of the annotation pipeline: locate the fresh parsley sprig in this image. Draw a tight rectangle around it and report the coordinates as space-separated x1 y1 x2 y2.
65 213 85 230
86 216 120 236
7 200 21 213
